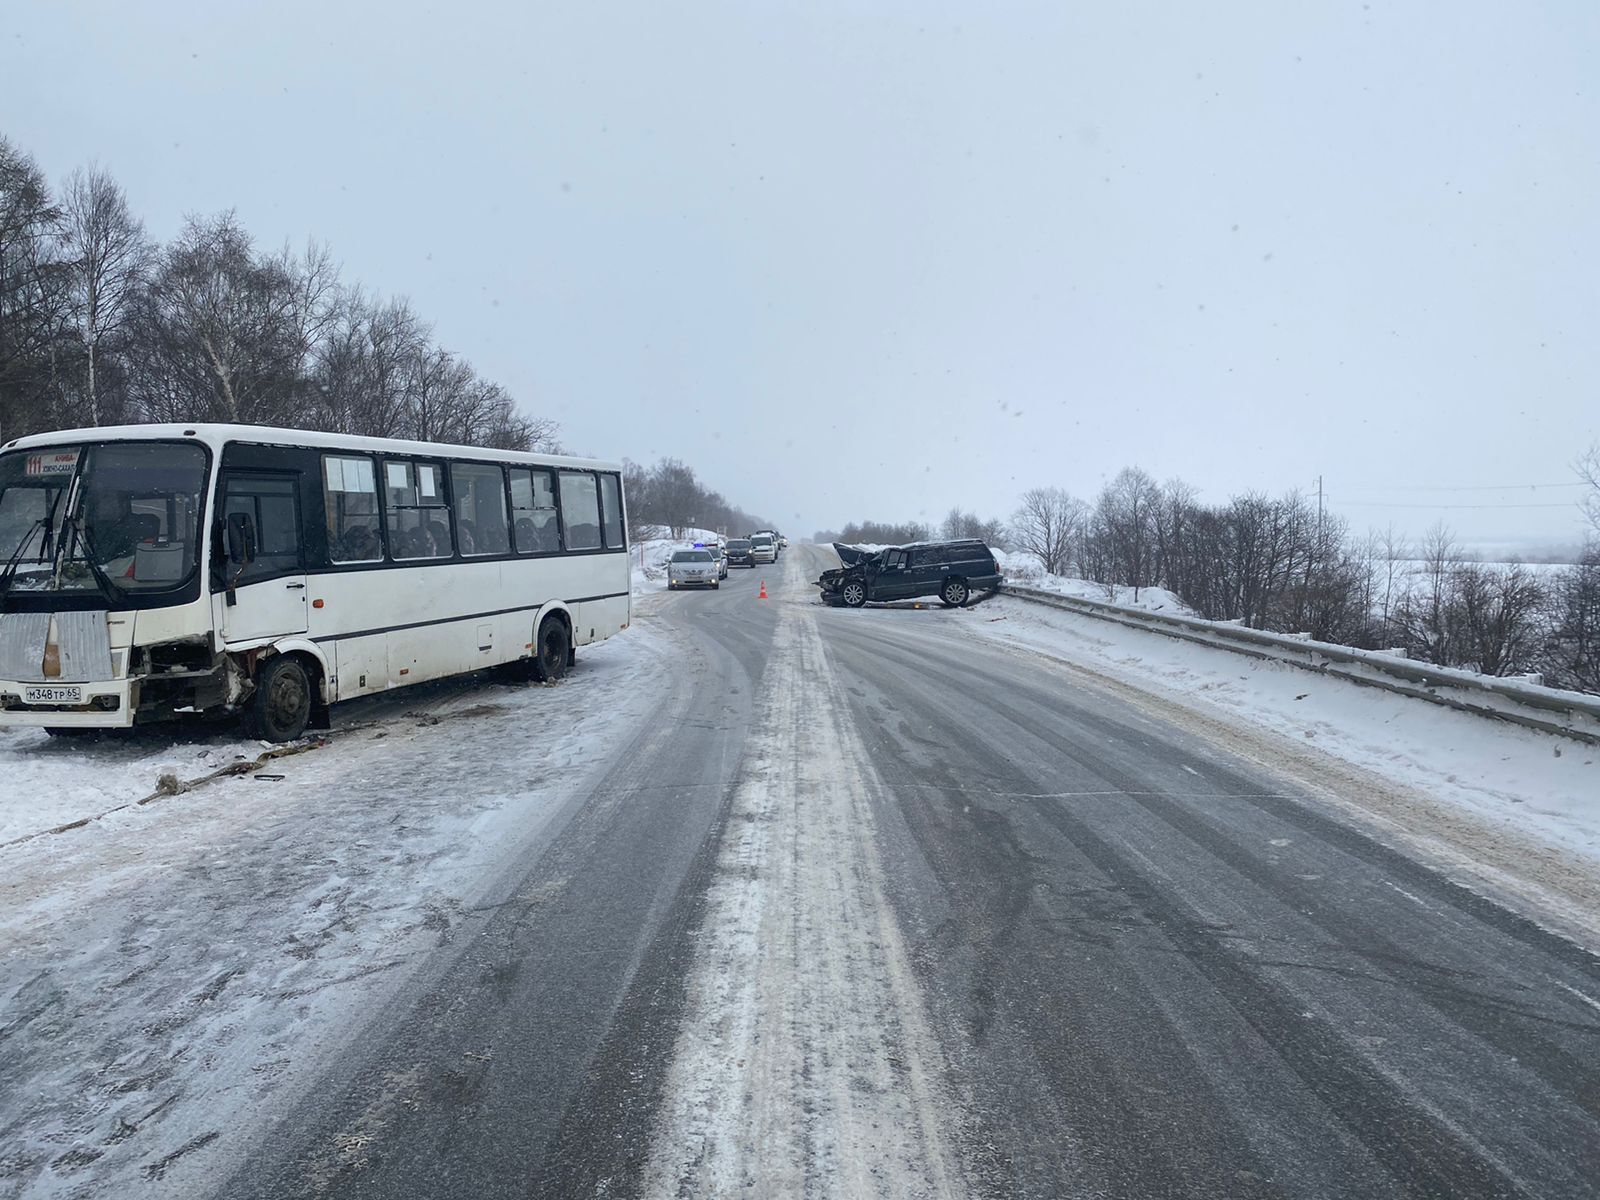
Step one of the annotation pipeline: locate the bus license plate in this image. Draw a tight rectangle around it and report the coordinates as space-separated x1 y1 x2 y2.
24 685 84 705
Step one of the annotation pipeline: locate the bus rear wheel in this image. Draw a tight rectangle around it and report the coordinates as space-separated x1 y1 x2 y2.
534 617 571 683
244 655 312 742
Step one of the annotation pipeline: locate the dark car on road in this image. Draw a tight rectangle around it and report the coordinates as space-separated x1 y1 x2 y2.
818 539 1004 608
725 538 755 567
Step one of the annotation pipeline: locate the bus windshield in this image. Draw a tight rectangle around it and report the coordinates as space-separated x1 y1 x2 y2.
0 441 209 600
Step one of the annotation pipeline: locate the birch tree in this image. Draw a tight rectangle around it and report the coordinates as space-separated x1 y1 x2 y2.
59 165 149 425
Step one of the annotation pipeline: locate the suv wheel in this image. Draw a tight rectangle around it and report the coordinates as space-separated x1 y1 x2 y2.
841 580 868 608
940 577 969 608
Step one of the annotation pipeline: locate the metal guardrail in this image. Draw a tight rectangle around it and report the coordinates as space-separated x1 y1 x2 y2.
1001 584 1600 744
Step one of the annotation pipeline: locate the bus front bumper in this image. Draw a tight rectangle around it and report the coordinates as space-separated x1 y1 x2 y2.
0 678 137 729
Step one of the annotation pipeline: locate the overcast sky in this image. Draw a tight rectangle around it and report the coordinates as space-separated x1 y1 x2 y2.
5 1 1597 547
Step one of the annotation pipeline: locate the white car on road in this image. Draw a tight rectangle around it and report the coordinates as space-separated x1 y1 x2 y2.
667 548 721 589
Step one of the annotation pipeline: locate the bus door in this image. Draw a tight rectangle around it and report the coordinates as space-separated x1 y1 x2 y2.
217 473 309 643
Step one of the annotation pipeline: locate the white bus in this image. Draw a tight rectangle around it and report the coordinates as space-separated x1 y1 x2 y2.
0 424 632 741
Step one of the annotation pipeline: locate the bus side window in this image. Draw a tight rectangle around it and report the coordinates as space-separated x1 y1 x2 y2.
322 454 383 563
558 471 602 551
385 460 451 560
599 473 625 549
451 462 511 557
510 467 561 554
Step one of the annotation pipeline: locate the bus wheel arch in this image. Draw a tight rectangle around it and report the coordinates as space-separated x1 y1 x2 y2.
234 643 331 740
242 653 312 742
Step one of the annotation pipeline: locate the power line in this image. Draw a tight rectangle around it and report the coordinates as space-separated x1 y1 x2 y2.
1334 481 1585 493
1329 499 1579 510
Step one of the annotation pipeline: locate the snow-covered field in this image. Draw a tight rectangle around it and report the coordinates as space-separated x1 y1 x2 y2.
0 628 672 1199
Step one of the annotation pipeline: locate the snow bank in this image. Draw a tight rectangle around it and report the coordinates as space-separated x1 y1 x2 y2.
994 551 1195 615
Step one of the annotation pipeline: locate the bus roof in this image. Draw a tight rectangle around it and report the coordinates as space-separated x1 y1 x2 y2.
1 423 622 473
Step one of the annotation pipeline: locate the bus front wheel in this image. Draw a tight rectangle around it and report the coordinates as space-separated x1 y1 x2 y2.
534 617 571 683
244 655 313 742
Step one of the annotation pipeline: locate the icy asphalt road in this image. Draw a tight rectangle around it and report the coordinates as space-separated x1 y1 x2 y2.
3 548 1599 1199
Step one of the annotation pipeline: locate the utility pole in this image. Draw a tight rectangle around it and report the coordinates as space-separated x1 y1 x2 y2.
1316 475 1324 541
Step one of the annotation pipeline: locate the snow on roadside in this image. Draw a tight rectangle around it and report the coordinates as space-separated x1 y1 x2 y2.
993 551 1194 614
0 723 295 845
0 626 671 1200
961 595 1600 867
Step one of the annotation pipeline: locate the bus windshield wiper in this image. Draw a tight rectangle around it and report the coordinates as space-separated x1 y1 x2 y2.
60 516 126 607
0 517 49 596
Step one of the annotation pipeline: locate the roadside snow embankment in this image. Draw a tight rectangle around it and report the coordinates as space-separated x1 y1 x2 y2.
993 551 1193 614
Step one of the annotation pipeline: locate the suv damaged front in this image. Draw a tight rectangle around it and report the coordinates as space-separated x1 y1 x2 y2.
817 543 880 606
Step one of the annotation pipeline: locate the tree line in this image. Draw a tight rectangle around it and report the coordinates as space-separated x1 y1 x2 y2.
622 457 770 542
1 135 553 450
812 508 1005 547
1010 464 1600 693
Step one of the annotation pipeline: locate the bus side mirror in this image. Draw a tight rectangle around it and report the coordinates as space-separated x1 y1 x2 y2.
226 512 257 566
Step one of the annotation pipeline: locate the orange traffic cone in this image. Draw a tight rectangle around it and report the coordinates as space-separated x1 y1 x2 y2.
759 580 768 600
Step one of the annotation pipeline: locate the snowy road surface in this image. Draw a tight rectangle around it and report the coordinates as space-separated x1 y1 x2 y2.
2 546 1598 1198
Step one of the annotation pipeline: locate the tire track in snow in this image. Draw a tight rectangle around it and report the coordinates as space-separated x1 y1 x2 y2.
642 607 965 1199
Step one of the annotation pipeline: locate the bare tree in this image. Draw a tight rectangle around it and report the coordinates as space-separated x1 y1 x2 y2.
1549 544 1600 692
59 165 148 425
135 212 315 423
1096 467 1162 599
313 290 415 435
1010 486 1083 575
835 519 932 544
1451 561 1546 676
621 459 653 541
1578 443 1600 535
1376 523 1409 637
941 506 1005 546
0 137 70 439
1152 478 1198 601
1394 523 1462 665
645 459 701 538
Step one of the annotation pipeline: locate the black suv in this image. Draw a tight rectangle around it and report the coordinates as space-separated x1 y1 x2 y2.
725 538 755 567
817 540 1004 608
